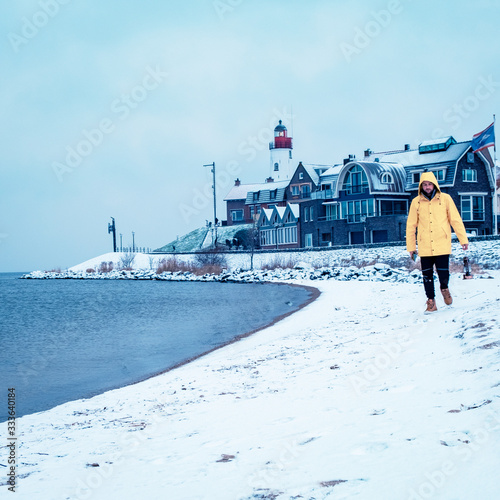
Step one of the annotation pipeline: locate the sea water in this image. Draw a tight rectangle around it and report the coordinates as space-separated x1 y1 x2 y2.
0 273 313 419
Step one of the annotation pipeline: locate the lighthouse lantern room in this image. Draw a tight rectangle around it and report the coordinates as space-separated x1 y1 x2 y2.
269 120 293 181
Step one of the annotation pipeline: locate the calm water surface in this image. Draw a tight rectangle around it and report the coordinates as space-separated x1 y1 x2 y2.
0 273 313 420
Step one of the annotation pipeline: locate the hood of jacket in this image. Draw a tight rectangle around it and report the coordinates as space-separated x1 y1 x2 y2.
418 171 441 196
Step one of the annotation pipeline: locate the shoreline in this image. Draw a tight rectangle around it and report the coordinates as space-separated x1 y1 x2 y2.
90 281 321 404
8 273 500 499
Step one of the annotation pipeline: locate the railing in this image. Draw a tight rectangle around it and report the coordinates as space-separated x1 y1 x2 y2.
339 187 369 196
312 190 335 200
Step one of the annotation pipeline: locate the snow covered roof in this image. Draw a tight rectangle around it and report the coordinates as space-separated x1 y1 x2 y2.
337 161 408 195
287 203 300 218
372 141 471 167
244 180 289 205
224 183 271 201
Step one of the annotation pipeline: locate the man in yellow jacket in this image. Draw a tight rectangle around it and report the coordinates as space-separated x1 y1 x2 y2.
406 171 469 313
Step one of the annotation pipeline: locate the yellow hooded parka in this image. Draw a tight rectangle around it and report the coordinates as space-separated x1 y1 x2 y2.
406 171 468 257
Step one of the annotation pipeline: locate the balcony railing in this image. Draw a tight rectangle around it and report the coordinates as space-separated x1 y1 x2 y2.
340 187 369 196
312 189 335 200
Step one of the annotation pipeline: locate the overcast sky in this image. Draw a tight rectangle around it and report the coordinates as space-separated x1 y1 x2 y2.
1 0 499 272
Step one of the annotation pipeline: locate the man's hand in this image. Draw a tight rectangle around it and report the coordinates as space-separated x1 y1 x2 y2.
462 244 469 251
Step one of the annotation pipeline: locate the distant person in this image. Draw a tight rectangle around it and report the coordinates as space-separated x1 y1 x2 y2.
406 172 469 313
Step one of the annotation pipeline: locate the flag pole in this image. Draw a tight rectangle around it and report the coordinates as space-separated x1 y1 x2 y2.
494 114 498 236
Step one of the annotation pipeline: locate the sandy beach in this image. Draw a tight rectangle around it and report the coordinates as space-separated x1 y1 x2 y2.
4 269 500 500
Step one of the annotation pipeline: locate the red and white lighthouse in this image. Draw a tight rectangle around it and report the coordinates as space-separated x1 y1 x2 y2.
269 120 293 181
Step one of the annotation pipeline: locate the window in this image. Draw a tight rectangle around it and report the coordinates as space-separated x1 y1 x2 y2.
292 185 299 196
304 207 309 222
461 195 485 221
274 162 279 171
299 172 304 180
326 203 339 221
341 199 374 222
462 169 477 182
432 170 445 182
249 206 254 218
467 152 475 163
342 165 369 194
231 210 244 222
321 183 331 190
380 200 407 216
305 233 313 247
270 189 277 200
412 172 420 184
253 191 260 202
310 206 313 221
301 184 311 198
381 173 393 184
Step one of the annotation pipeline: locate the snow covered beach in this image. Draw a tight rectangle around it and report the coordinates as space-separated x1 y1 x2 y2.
7 239 500 499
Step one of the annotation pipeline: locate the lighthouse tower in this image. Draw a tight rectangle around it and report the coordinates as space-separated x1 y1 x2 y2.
269 120 293 181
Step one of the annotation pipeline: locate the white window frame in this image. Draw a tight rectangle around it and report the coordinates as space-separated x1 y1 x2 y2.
462 168 477 182
460 194 485 221
231 209 244 222
304 233 313 248
431 169 445 182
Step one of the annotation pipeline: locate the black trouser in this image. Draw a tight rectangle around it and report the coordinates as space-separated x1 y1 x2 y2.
420 255 450 299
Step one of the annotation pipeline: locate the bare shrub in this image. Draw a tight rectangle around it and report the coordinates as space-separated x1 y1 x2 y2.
46 268 62 273
119 252 135 270
98 261 114 273
86 268 96 273
156 257 194 274
194 249 227 269
261 255 298 270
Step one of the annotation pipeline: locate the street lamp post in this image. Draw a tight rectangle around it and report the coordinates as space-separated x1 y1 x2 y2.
119 233 123 252
108 217 117 252
132 231 135 253
203 162 218 247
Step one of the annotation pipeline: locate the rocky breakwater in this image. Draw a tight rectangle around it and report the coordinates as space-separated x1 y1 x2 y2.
21 263 434 284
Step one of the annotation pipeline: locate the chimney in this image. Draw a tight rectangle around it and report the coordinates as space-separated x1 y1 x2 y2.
234 178 241 186
404 144 411 151
343 154 356 165
266 177 274 183
364 149 372 158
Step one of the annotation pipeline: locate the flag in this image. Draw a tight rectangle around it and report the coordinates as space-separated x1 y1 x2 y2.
471 122 495 153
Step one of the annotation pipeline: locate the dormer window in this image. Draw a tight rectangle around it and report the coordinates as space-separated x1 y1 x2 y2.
274 162 279 171
253 191 260 202
433 170 445 182
270 189 277 200
381 173 393 184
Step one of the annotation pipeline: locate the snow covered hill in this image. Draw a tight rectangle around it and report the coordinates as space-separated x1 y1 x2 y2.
9 271 500 499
